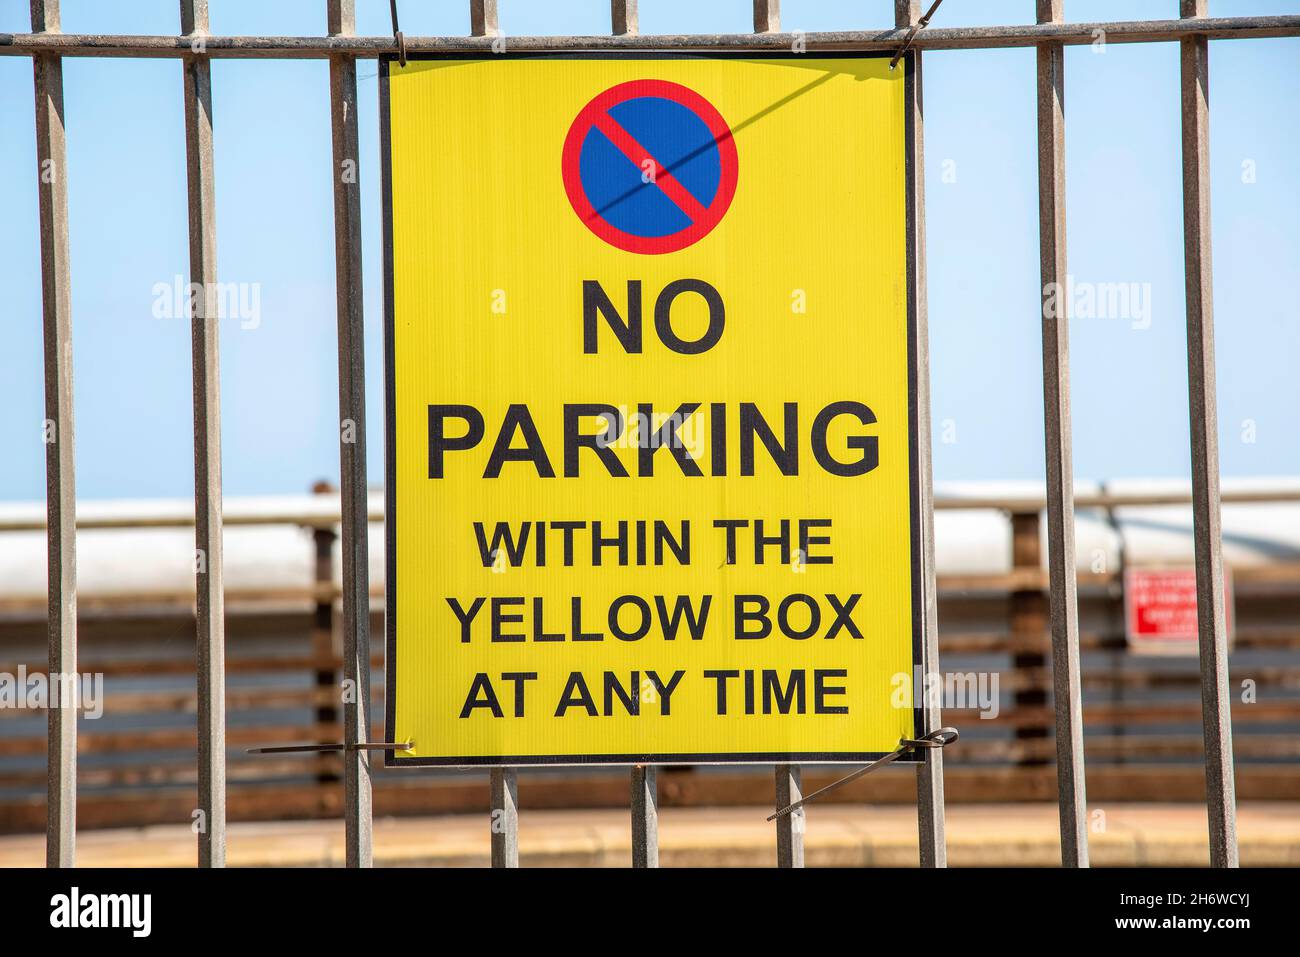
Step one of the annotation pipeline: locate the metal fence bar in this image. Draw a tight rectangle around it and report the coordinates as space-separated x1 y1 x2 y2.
1035 0 1089 869
471 0 498 39
630 765 658 868
774 764 804 868
469 0 519 872
5 18 1299 58
180 0 226 869
753 0 780 34
30 0 77 870
327 0 373 869
609 0 657 870
755 0 797 870
897 0 946 869
490 767 519 867
611 0 637 37
1179 0 1238 869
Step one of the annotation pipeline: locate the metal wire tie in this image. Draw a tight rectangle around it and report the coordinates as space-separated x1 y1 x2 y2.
767 727 959 821
247 741 412 754
388 0 407 66
889 0 946 70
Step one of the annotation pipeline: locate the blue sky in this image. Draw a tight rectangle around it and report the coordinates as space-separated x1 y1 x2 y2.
0 0 1296 501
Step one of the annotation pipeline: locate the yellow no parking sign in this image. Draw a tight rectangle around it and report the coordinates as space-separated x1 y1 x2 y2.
381 53 921 765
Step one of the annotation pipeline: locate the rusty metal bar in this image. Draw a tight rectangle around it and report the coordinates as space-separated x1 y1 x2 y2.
607 0 653 869
472 0 516 872
327 0 373 871
760 0 801 871
2 17 1297 58
774 764 804 867
30 0 77 870
471 0 498 39
610 0 653 868
611 0 637 37
630 765 657 868
897 0 946 869
490 767 518 867
753 0 779 34
1035 0 1088 869
180 0 226 869
1179 0 1238 869
759 0 795 871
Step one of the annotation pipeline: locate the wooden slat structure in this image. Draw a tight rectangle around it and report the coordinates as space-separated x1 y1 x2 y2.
2 523 1297 834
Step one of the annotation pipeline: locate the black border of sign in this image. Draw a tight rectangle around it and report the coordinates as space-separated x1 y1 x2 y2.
381 50 925 768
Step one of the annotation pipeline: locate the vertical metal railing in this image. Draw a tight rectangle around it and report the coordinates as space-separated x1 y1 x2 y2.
774 765 804 868
1179 0 1238 869
630 765 658 868
471 0 498 41
612 0 637 38
748 0 813 873
897 0 947 869
180 0 227 870
327 0 375 871
490 762 520 868
1034 0 1089 868
606 0 665 872
30 0 77 870
461 0 521 870
753 0 780 36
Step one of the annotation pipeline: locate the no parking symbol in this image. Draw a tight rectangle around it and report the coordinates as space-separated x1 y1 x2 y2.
561 79 739 254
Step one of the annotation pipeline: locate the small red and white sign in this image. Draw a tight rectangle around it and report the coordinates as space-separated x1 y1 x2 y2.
1123 566 1234 656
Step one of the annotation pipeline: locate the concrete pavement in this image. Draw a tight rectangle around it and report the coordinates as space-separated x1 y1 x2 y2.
2 803 1298 867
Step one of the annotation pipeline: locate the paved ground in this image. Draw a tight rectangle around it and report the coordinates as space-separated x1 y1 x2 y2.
2 803 1298 867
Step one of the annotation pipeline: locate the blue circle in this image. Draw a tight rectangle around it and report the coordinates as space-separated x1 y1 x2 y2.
577 96 724 239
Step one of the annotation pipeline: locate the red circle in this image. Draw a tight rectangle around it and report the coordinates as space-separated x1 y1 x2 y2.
561 80 739 255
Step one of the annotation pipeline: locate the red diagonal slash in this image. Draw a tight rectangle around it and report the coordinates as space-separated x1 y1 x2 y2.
592 111 711 225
